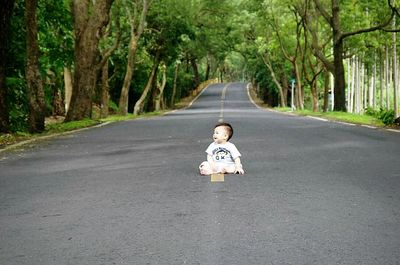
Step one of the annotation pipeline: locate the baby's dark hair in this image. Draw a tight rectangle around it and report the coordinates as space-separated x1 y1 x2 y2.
215 122 233 141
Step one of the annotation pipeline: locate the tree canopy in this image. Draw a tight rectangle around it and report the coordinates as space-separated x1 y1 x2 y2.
1 0 399 133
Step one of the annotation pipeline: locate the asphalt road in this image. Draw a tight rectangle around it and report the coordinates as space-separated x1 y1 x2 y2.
1 82 400 265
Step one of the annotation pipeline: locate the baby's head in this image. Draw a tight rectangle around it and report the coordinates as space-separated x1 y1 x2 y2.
213 122 233 144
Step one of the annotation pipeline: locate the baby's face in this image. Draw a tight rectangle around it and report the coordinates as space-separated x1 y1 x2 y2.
213 126 228 144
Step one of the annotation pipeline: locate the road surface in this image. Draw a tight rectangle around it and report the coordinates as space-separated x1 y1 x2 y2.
1 82 400 265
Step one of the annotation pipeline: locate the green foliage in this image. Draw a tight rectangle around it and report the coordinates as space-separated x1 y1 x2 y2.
45 119 100 133
254 63 280 106
6 0 73 132
108 100 119 114
177 72 195 99
6 77 28 132
142 0 195 64
366 107 395 125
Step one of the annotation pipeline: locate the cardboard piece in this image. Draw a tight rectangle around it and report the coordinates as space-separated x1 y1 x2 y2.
211 173 224 182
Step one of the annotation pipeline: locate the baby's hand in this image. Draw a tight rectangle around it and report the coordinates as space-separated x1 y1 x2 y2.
235 165 244 174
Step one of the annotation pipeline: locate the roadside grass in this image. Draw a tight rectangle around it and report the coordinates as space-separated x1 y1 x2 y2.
45 119 100 133
294 110 385 127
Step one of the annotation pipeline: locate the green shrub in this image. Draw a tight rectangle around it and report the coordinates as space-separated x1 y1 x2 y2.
108 99 119 114
366 107 395 125
6 77 29 132
378 109 395 125
365 107 378 117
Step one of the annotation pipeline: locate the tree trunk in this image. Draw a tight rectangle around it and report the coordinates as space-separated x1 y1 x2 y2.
191 58 200 89
279 70 289 106
293 61 303 110
100 61 110 118
118 0 149 115
133 60 159 115
372 55 377 109
355 56 361 113
323 69 330 112
26 0 45 133
310 80 319 112
386 45 390 110
347 58 353 112
205 57 211 81
65 0 114 122
362 61 367 111
170 61 180 106
118 36 137 115
64 67 73 113
380 49 384 108
155 63 167 112
350 57 356 112
261 55 286 107
332 37 346 111
0 0 15 132
393 18 399 118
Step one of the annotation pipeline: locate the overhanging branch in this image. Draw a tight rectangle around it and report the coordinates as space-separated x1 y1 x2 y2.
341 3 398 40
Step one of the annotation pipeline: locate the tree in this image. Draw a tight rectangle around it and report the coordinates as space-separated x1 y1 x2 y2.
271 5 304 109
118 0 151 115
240 0 290 107
0 0 15 133
133 55 159 115
65 0 114 121
311 0 398 111
26 0 45 132
133 0 194 114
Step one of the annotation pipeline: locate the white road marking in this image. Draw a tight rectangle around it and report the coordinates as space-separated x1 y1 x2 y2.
306 116 329 122
219 83 231 122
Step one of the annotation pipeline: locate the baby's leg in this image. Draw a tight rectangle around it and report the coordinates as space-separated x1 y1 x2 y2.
199 161 213 175
220 164 236 174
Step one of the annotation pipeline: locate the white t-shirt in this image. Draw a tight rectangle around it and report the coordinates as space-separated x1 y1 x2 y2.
205 142 241 165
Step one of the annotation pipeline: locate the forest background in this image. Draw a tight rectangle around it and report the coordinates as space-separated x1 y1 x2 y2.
0 0 399 136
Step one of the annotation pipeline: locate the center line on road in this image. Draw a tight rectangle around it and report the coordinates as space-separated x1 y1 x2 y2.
219 83 230 123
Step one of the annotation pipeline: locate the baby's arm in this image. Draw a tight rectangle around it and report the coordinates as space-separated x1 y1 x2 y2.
234 157 244 174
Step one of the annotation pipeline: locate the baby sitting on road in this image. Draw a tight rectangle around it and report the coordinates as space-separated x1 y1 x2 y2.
199 122 244 175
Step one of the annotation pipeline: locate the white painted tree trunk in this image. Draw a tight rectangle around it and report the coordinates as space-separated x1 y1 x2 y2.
386 45 390 110
354 57 360 113
361 59 366 112
372 55 377 109
64 67 73 113
380 51 384 108
347 58 353 112
393 17 399 118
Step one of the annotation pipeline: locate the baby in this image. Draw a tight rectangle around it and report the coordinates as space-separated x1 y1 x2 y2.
199 122 244 175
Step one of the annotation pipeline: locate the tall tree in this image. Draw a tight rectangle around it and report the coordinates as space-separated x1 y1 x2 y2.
0 0 15 133
118 0 151 115
26 0 45 132
65 0 114 121
272 6 304 109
